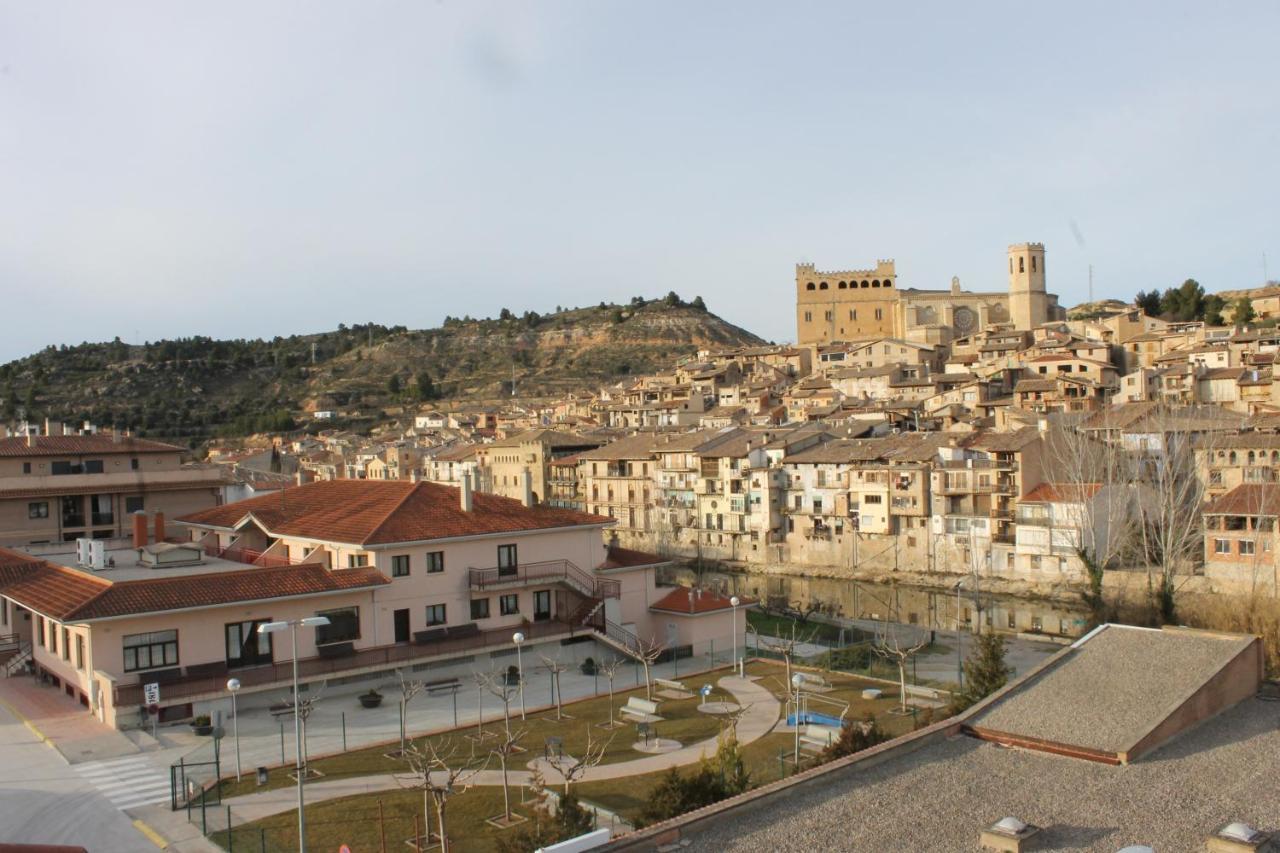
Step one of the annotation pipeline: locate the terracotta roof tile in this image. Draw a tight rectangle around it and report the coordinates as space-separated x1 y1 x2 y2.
0 435 182 458
649 586 755 615
1204 484 1280 517
178 479 612 546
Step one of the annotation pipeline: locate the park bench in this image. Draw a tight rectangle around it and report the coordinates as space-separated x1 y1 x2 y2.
794 671 833 693
904 684 946 708
424 677 461 695
799 724 838 754
653 678 693 699
621 696 663 723
413 623 482 645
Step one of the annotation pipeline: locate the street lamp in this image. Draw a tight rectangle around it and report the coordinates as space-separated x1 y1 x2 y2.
258 616 330 853
512 632 526 720
729 596 741 677
226 678 242 783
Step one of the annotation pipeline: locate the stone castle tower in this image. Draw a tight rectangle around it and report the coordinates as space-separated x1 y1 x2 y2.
1007 242 1049 331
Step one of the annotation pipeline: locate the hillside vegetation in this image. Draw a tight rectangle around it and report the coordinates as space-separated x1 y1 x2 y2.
0 295 766 444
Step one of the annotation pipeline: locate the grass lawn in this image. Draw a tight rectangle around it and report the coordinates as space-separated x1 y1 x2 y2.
745 611 849 645
209 659 937 851
216 669 731 800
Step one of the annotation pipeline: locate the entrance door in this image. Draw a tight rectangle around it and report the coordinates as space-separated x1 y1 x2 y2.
533 590 551 622
393 609 411 643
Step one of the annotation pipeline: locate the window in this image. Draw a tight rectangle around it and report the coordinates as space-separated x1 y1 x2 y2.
391 555 410 577
497 544 518 576
22 462 30 474
28 502 48 519
62 628 70 661
315 607 360 644
1031 616 1043 632
35 615 43 648
123 630 179 673
131 457 140 470
75 635 84 671
1239 540 1257 556
84 460 104 474
425 604 447 626
470 598 491 620
874 308 883 321
1215 538 1231 554
48 620 56 654
226 620 273 668
803 311 812 322
865 494 882 504
426 551 444 574
347 553 369 568
500 594 520 616
1007 611 1017 629
125 496 144 514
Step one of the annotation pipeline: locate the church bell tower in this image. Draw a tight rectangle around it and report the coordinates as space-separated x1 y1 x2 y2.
1008 243 1048 330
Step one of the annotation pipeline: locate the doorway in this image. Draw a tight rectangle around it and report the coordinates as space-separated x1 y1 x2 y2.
394 609 410 643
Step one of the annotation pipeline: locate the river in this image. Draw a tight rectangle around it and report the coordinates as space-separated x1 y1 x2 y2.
662 564 1092 640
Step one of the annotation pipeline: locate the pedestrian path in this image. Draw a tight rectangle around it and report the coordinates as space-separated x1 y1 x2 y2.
75 755 172 811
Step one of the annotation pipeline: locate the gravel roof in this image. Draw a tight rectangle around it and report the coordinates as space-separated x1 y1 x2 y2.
970 625 1252 754
686 697 1280 853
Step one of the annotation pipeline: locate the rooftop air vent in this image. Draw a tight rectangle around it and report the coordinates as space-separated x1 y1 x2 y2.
980 816 1041 852
1208 821 1272 852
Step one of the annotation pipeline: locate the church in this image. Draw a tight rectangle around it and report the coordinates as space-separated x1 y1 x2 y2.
795 243 1066 346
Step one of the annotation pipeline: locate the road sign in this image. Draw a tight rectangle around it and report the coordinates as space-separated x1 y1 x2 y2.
143 682 160 705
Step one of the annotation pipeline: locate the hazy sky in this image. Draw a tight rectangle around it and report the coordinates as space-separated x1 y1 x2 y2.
2 2 1277 361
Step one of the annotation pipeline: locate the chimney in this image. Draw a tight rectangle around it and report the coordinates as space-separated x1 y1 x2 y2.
460 472 474 512
295 470 305 487
521 467 534 507
112 428 122 444
410 468 420 483
1208 822 1271 852
153 511 165 543
26 432 36 448
43 417 51 436
1037 417 1049 433
132 511 148 549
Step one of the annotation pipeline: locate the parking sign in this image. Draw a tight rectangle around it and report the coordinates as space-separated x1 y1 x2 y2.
143 682 160 705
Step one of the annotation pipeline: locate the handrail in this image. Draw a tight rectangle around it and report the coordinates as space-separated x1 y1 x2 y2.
468 559 620 600
3 642 31 677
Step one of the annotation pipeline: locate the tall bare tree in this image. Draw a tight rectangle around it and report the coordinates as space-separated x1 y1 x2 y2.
611 632 666 702
750 621 816 689
871 588 929 714
538 655 571 720
397 736 486 853
490 725 527 826
394 669 427 757
477 669 518 740
597 657 626 729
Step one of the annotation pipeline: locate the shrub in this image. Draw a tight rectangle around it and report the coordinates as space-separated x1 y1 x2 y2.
580 657 597 676
820 714 887 762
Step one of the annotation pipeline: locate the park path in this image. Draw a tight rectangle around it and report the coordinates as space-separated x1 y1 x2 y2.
222 675 780 823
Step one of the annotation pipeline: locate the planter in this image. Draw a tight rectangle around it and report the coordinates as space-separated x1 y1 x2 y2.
359 693 383 709
191 724 214 736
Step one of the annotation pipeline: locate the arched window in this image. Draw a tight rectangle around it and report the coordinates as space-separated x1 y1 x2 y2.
884 279 893 288
861 280 869 288
819 282 829 290
806 282 816 291
1031 256 1037 272
1230 451 1238 464
1019 257 1025 273
838 281 847 289
1249 451 1257 464
872 279 881 287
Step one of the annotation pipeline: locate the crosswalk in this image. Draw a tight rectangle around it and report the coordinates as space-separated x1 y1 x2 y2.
74 756 171 811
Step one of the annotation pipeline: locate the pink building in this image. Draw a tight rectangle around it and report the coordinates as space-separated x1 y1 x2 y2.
0 477 739 729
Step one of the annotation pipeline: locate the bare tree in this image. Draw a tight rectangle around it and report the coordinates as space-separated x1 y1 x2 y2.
623 635 666 702
469 672 495 742
871 589 929 714
280 683 324 779
476 669 517 740
397 736 486 853
538 655 571 720
394 669 427 758
750 621 816 689
544 727 612 794
490 725 527 826
597 657 626 729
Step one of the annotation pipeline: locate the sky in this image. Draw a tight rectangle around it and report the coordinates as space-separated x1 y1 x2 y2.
1 1 1277 361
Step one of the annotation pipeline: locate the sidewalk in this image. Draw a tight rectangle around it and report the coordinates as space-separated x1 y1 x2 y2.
222 674 780 822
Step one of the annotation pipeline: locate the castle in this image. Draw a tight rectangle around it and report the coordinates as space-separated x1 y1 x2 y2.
795 243 1065 346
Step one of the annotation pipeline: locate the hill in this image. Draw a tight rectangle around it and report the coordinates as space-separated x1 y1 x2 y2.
0 296 767 444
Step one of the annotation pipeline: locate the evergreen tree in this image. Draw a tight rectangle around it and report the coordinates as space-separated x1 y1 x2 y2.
387 374 401 395
947 630 1012 715
1202 294 1226 325
415 371 436 401
1232 296 1257 325
691 296 707 311
664 291 682 307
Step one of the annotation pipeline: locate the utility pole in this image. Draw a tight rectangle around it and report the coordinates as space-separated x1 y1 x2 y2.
1088 264 1094 306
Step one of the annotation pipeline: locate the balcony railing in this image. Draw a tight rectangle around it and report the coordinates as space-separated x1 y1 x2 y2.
210 545 308 569
467 559 619 601
113 619 576 707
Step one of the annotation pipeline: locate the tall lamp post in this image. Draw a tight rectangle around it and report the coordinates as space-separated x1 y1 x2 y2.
729 596 741 677
791 673 803 771
512 632 526 720
258 616 330 853
226 678 242 783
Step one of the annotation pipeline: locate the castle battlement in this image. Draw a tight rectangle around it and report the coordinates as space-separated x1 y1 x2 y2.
795 259 896 279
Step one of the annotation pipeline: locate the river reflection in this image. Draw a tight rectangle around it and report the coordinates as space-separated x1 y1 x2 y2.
662 565 1091 639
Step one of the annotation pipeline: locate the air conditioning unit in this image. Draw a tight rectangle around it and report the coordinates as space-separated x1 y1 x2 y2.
89 540 107 572
75 538 92 568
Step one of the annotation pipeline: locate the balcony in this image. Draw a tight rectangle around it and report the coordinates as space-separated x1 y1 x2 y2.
467 559 619 601
112 619 578 707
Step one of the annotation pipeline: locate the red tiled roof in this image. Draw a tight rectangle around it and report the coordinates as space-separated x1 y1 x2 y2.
0 435 182 458
1204 484 1280 517
178 479 613 546
601 545 670 570
649 586 754 615
1022 482 1103 503
0 477 229 501
0 547 388 620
